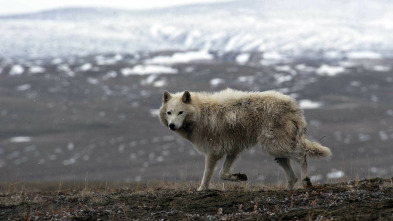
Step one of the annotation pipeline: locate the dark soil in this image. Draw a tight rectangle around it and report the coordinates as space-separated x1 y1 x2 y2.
1 178 392 220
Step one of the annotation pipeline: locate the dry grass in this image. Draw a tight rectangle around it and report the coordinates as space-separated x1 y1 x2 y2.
0 178 392 220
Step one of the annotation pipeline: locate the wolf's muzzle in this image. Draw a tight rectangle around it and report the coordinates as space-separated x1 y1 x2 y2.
169 123 176 130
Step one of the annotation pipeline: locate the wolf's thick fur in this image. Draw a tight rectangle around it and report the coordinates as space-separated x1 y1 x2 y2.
159 88 331 191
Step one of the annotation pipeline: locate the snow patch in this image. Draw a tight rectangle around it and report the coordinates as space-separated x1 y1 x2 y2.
9 136 32 143
63 158 76 166
347 51 382 59
146 51 213 64
275 65 292 72
87 77 99 85
299 100 322 109
67 142 74 151
327 169 345 179
153 79 166 87
236 53 250 64
95 54 123 65
185 30 202 46
156 156 164 162
263 51 284 60
57 64 75 77
275 75 292 84
141 75 157 85
9 65 24 75
210 78 225 87
150 109 160 117
350 81 361 87
51 58 63 64
16 84 31 91
122 65 177 76
295 64 315 72
238 76 254 84
275 65 297 75
79 63 92 71
102 71 117 80
29 66 45 74
379 131 389 141
372 65 391 72
358 133 371 142
316 65 345 76
310 174 323 182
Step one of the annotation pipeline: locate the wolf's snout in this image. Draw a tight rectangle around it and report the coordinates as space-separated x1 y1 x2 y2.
169 123 176 130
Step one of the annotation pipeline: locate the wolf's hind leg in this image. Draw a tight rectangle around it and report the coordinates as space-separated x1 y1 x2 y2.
275 157 298 190
219 154 247 181
293 154 312 187
198 154 220 191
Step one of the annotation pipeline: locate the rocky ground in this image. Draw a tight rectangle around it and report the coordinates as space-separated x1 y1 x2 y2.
0 178 392 220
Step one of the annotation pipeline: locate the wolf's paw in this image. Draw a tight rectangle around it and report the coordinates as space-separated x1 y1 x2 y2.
233 173 248 181
303 177 312 187
197 186 208 191
220 173 248 182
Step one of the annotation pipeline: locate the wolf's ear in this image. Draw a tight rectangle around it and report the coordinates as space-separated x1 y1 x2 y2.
163 90 171 104
182 91 191 104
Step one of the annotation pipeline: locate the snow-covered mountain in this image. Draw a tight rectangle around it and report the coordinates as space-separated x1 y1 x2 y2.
0 0 392 59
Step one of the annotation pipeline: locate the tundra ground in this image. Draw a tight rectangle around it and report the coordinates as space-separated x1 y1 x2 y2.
1 178 392 220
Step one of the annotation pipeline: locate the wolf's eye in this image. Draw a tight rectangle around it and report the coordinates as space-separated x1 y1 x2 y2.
178 111 183 115
167 111 171 115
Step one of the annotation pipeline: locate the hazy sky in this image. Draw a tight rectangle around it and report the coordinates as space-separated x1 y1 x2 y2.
0 0 232 15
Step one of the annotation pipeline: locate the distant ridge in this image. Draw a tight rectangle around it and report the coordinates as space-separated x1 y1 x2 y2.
0 0 244 20
0 7 135 20
0 0 392 59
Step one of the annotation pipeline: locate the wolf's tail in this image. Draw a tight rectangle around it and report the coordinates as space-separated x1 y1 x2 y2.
302 139 332 158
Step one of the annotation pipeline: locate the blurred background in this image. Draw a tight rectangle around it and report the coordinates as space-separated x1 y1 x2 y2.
0 0 392 185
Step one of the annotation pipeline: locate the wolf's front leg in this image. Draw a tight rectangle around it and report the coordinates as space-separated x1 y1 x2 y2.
275 157 298 190
197 154 219 191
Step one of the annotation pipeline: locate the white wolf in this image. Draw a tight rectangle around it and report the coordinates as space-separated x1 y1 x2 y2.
159 88 331 191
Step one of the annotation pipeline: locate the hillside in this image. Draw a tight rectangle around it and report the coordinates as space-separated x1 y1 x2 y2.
0 51 393 184
0 178 392 220
1 0 392 58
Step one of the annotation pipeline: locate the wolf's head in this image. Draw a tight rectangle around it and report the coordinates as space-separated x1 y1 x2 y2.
159 90 197 131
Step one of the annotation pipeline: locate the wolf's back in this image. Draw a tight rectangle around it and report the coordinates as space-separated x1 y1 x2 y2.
302 139 332 158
